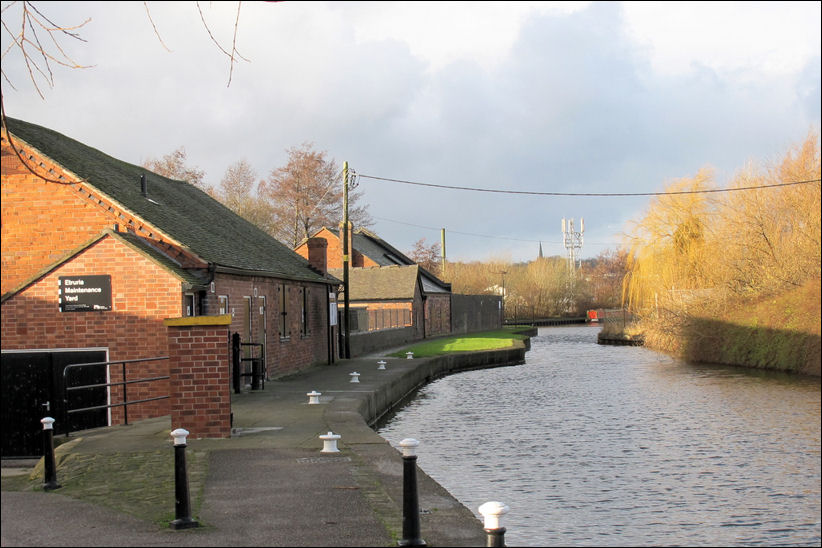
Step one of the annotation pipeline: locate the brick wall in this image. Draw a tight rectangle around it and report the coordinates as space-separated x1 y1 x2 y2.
0 233 182 423
203 273 331 380
165 316 232 439
1 136 206 295
294 227 377 269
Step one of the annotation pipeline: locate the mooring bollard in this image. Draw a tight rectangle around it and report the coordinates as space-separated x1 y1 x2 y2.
406 351 414 360
169 428 199 530
350 371 360 383
307 390 322 404
478 501 509 547
377 360 387 370
398 438 425 546
40 417 61 491
319 431 341 453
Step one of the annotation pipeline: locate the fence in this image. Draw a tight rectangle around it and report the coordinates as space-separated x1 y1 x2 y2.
62 356 170 435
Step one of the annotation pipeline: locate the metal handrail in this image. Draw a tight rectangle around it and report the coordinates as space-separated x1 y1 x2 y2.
62 356 169 435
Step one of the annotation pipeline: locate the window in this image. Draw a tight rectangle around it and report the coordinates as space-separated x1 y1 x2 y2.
184 293 196 316
218 295 229 315
300 287 310 336
279 284 288 339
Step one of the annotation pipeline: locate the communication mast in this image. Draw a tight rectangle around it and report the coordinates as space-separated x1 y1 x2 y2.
561 217 584 273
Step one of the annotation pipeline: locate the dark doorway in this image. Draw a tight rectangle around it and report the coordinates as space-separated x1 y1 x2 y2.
1 350 107 458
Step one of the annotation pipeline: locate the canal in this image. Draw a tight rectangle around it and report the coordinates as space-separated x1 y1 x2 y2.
377 325 821 546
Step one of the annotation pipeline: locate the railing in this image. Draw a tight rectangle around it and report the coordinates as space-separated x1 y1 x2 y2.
62 356 170 435
231 333 266 393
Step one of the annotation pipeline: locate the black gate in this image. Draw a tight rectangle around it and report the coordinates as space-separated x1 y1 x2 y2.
1 350 107 458
231 333 266 393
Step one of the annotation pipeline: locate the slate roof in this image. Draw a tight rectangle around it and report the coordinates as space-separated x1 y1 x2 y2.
4 117 336 285
328 266 420 301
328 227 451 293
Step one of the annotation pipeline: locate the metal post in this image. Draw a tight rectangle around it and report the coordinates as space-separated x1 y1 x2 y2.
169 428 199 530
398 438 425 546
232 333 241 394
251 356 261 390
122 362 129 425
478 501 509 548
40 417 61 491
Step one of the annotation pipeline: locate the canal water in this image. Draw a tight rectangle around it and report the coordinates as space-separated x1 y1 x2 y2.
377 326 821 547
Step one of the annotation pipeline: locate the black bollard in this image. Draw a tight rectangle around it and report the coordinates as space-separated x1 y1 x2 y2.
478 501 510 548
232 333 241 394
398 438 426 547
485 527 506 548
169 428 199 530
40 417 61 491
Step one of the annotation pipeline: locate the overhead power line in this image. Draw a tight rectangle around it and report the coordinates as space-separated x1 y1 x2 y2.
359 174 821 197
372 215 614 246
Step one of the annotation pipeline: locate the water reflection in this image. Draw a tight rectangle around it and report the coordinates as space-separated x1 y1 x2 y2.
378 326 821 547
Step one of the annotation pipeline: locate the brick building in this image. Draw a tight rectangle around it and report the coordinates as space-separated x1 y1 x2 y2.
1 117 340 454
296 227 451 339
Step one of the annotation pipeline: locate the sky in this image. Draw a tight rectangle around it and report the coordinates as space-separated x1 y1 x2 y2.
2 1 820 263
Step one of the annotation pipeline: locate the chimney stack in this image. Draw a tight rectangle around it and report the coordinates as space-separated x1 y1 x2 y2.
306 237 328 275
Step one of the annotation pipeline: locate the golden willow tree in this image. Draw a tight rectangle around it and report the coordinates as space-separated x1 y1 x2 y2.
623 133 821 352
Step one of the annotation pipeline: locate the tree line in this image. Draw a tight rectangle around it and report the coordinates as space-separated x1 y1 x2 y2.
622 132 821 349
142 143 372 247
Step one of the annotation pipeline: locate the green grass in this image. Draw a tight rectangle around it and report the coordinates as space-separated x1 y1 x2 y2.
388 329 528 358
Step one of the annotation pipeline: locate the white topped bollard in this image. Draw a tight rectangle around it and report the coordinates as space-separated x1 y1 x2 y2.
169 428 199 530
319 431 341 453
377 360 387 370
350 371 360 383
40 417 61 491
406 351 414 360
307 390 322 404
478 501 510 547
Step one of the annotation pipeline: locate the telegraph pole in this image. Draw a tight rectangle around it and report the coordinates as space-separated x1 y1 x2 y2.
342 162 351 359
440 228 446 276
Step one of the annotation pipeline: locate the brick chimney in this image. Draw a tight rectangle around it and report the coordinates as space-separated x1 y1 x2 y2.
306 237 328 275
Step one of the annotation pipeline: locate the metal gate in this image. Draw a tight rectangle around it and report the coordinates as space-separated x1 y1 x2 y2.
231 333 266 393
1 350 107 458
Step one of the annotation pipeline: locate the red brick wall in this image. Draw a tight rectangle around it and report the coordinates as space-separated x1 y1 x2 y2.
203 273 331 379
1 136 205 295
0 234 182 423
165 317 231 439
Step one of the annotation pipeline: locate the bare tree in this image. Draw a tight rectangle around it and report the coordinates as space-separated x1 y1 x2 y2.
142 146 206 188
1 1 248 97
407 238 441 275
213 158 276 234
265 143 372 247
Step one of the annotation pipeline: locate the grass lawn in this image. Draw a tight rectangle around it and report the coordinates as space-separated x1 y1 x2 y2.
388 328 529 358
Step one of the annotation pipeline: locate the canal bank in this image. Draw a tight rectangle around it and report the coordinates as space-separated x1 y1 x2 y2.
1 336 532 547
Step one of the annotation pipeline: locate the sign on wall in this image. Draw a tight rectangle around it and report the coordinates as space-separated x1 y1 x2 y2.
329 292 338 326
59 275 112 312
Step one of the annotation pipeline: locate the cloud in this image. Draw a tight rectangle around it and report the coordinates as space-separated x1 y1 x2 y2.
1 1 818 263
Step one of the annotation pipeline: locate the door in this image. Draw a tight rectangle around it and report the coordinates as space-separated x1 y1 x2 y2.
1 350 107 457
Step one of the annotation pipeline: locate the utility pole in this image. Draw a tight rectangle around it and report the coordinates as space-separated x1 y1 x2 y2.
440 228 446 277
342 162 351 359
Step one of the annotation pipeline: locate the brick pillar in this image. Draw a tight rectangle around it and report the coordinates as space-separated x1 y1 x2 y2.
164 314 232 439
